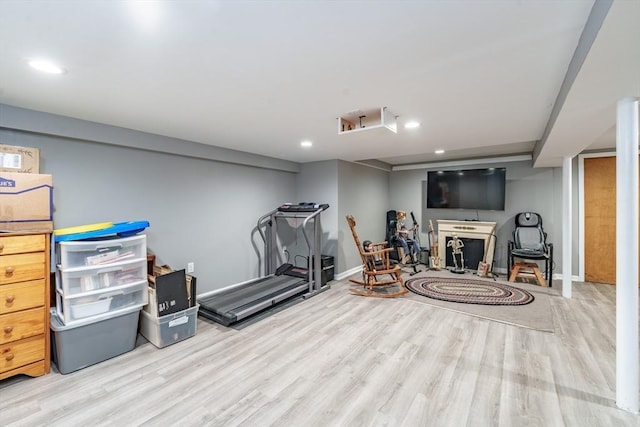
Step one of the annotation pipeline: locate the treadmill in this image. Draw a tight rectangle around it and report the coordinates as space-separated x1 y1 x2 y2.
198 203 330 326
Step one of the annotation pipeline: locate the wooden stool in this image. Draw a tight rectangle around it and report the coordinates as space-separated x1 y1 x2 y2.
509 262 547 287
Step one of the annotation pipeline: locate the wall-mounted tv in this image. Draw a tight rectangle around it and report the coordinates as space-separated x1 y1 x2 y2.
426 167 506 211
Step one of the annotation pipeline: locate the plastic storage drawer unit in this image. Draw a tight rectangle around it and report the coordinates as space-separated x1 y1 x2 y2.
50 307 140 374
55 280 148 325
140 305 199 348
56 259 147 295
57 234 147 269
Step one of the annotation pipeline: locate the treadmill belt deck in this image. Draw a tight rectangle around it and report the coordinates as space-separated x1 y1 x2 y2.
198 275 307 326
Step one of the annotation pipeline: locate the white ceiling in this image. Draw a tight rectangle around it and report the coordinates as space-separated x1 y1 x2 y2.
0 1 638 168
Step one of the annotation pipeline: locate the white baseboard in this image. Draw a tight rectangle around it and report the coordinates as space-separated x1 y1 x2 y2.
336 265 362 281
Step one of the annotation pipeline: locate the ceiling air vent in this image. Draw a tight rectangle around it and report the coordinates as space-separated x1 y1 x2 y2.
338 107 397 135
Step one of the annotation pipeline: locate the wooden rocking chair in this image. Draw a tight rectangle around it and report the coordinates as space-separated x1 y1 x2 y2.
346 215 407 298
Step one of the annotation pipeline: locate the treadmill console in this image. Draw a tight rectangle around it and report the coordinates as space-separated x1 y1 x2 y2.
277 203 329 212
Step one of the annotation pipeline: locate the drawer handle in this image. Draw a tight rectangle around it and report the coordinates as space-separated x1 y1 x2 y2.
4 326 13 334
97 244 123 252
4 266 14 275
5 295 15 304
0 243 4 251
5 353 14 362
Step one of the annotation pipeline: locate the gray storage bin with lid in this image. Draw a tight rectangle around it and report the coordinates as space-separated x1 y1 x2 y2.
50 306 140 374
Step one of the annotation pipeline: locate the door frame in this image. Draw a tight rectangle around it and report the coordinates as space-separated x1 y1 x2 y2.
578 151 616 283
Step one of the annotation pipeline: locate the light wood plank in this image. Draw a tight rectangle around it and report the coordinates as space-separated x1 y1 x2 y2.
0 275 638 426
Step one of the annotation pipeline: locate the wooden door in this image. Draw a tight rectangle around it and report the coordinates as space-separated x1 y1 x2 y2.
584 157 616 284
584 156 639 285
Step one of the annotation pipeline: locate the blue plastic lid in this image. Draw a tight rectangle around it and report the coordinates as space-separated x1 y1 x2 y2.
54 221 150 242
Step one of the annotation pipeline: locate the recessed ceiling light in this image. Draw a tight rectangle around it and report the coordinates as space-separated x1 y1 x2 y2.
404 121 420 129
300 140 312 148
127 0 165 30
435 149 445 154
28 60 65 74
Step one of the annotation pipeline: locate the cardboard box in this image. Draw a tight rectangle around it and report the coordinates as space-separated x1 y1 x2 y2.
0 144 40 174
0 172 53 232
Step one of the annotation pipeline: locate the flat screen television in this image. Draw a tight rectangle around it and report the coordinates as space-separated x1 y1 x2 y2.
426 167 506 211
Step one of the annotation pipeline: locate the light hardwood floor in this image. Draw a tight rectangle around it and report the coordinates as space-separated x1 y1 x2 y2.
1 275 638 426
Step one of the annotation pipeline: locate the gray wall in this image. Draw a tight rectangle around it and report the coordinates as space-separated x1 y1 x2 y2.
2 104 581 292
293 160 339 266
1 107 300 294
389 160 577 275
337 161 390 273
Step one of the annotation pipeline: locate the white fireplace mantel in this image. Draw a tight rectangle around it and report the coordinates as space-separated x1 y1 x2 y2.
437 220 497 269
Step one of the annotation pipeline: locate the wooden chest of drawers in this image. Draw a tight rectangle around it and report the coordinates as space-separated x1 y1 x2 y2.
0 232 51 380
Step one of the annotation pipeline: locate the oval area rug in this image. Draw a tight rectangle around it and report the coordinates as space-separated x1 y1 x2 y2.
405 276 534 305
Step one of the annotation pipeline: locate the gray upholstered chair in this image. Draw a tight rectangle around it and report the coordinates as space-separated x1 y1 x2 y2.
507 212 553 287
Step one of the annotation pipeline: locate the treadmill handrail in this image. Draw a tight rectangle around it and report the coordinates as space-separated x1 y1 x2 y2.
257 208 279 245
301 207 323 250
257 204 329 284
256 205 327 244
301 207 326 290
